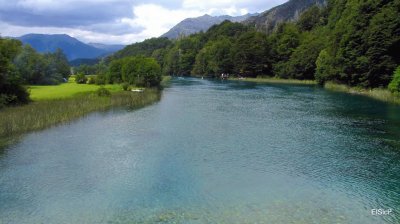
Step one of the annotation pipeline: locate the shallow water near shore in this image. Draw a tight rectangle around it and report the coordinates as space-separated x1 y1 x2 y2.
1 77 399 223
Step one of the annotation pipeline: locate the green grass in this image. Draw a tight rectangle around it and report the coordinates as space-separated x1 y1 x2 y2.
29 82 123 101
229 77 317 85
27 76 172 101
324 82 400 104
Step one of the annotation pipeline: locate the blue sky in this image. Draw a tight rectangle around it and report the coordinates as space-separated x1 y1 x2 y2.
0 0 287 44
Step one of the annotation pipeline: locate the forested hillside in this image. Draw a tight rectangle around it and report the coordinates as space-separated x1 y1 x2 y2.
110 37 172 60
109 0 399 89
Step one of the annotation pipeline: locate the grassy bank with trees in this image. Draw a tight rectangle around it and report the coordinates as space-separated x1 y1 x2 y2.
104 0 399 103
0 44 168 148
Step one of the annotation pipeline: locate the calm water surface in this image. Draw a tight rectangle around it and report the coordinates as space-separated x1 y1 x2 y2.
1 78 400 223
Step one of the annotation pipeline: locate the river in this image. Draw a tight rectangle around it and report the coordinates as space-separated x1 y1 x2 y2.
1 77 399 223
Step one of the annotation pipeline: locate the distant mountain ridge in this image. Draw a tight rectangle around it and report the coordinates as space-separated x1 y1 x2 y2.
161 13 259 39
243 0 327 33
16 34 125 61
88 43 125 52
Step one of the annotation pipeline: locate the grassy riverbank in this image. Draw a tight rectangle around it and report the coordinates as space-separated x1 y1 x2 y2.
231 77 400 104
324 82 400 105
0 90 161 142
230 77 317 85
0 76 171 148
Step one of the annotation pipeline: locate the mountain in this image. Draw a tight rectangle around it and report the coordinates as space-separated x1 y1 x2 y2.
112 37 172 60
161 13 259 39
69 58 100 67
88 43 125 52
242 0 327 33
17 34 122 61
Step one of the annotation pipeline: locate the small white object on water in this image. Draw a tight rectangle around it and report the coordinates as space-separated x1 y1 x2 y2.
131 89 144 92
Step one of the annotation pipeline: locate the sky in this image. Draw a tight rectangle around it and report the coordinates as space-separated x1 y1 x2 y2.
0 0 287 45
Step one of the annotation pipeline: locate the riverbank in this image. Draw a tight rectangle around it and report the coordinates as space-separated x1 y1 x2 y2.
0 89 161 148
324 82 400 105
0 77 171 149
231 77 400 104
229 77 317 85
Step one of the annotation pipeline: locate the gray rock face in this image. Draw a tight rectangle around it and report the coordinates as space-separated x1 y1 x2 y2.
161 13 258 39
242 0 327 33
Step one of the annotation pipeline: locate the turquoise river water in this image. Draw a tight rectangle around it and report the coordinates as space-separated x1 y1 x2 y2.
0 78 399 223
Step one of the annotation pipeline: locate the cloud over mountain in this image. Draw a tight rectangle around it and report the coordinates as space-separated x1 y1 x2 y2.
0 0 286 44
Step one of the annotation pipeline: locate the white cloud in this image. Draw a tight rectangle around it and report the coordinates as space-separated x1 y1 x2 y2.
183 0 234 9
120 4 204 41
182 0 250 16
0 21 140 44
0 0 288 44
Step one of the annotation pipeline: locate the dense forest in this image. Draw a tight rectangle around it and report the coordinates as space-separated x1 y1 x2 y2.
0 38 70 107
2 0 400 108
106 0 399 89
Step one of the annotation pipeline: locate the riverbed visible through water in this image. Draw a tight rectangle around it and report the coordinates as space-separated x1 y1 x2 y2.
0 78 399 223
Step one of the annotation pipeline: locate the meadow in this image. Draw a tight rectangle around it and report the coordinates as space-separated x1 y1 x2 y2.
28 79 122 101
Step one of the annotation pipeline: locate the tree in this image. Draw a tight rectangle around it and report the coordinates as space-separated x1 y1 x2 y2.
297 5 324 31
14 45 47 85
206 21 250 41
0 37 29 106
43 49 70 84
316 0 400 87
112 37 172 59
163 46 180 76
119 56 162 87
192 37 233 77
75 73 87 84
233 31 271 77
270 23 300 78
48 49 70 79
176 36 203 75
388 66 400 93
192 46 212 76
282 30 327 80
14 45 70 85
107 58 125 83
